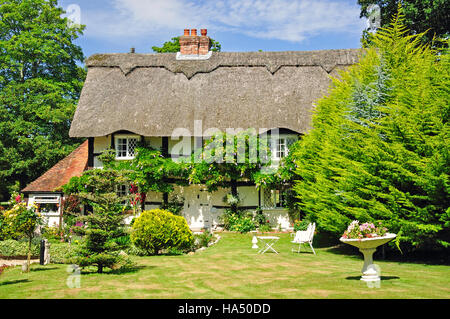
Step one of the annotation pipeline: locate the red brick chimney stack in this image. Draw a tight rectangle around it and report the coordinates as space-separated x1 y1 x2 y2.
179 28 210 56
199 29 211 55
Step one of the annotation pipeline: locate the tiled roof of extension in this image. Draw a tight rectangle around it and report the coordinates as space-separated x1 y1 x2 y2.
21 140 89 193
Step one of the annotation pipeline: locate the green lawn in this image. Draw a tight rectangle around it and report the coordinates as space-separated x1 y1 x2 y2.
1 232 449 299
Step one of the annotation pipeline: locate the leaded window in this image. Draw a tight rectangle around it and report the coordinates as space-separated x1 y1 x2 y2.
116 137 138 159
262 188 285 209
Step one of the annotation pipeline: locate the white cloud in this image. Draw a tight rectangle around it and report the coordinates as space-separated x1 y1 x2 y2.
81 0 366 43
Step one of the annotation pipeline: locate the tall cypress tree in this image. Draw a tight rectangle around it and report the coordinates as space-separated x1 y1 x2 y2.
293 8 449 252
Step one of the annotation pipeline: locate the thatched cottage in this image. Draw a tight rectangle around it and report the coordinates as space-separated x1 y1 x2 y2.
23 29 360 229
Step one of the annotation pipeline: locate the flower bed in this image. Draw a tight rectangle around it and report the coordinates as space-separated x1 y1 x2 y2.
0 264 10 276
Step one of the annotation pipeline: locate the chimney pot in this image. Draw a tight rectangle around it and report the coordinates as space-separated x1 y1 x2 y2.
178 28 211 58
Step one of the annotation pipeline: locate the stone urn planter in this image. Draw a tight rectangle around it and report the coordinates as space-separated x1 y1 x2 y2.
340 233 396 282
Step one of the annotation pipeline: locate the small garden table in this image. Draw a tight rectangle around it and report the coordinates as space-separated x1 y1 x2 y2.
257 236 280 254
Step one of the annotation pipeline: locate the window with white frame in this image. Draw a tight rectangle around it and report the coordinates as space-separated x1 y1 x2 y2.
115 136 138 159
116 184 131 205
275 138 287 159
270 136 298 160
262 188 285 209
33 196 61 214
116 184 129 197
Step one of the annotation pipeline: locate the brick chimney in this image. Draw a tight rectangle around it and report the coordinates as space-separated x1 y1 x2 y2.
178 28 211 59
199 29 211 55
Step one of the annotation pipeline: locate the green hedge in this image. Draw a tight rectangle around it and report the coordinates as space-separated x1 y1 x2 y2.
0 240 77 263
0 240 39 258
49 243 78 264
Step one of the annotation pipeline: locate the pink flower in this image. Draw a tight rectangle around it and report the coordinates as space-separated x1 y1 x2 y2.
15 195 21 203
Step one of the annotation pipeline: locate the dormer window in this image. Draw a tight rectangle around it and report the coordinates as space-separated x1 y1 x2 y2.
269 135 298 162
115 135 138 160
275 138 287 159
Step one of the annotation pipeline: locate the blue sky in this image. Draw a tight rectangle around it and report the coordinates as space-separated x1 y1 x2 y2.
58 0 368 61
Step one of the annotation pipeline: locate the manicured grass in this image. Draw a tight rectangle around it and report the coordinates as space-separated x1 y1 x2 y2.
0 232 449 299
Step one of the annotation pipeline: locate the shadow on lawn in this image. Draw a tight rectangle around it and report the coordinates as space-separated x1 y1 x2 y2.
325 243 450 266
345 276 400 281
110 265 148 275
0 279 30 286
30 266 59 272
79 265 149 275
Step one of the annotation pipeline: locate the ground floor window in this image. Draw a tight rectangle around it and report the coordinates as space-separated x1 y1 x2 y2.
37 203 59 214
262 188 285 209
115 136 138 159
116 184 130 197
33 196 60 214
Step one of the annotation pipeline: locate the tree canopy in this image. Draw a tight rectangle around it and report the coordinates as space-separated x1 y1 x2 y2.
359 0 449 47
152 36 222 53
0 0 86 200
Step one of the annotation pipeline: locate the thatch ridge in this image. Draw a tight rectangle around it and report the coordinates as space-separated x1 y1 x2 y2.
85 49 361 78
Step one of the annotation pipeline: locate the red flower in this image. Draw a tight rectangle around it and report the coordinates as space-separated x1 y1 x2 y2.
15 195 21 203
129 184 138 194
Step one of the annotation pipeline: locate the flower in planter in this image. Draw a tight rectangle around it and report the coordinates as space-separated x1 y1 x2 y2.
342 220 388 239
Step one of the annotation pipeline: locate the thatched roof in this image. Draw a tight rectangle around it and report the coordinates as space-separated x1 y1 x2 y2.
69 49 361 137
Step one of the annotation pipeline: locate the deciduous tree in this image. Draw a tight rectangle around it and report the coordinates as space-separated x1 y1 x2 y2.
0 0 86 200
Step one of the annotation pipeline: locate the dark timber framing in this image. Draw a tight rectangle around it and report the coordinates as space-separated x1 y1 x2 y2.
88 137 94 167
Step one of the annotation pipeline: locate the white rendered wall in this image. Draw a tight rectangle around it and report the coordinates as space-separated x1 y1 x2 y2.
92 136 292 230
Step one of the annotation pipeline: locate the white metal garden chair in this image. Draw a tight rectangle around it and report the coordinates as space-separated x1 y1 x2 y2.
291 222 316 255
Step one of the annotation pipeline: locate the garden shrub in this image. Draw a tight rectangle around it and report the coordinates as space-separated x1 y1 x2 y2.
130 209 194 255
220 209 256 233
69 208 129 273
229 215 256 233
258 223 272 233
0 239 39 258
193 231 214 249
254 209 272 232
0 205 26 240
49 242 78 264
41 224 62 241
125 244 148 256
